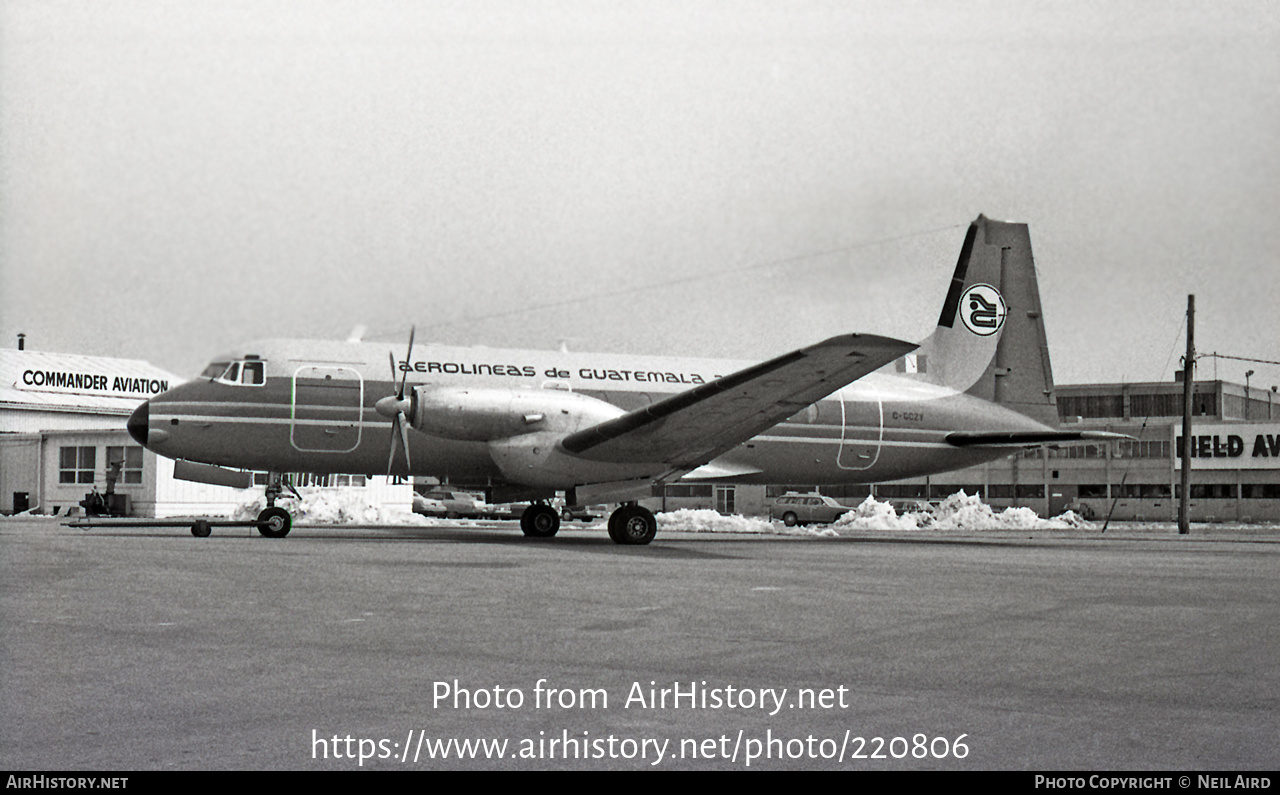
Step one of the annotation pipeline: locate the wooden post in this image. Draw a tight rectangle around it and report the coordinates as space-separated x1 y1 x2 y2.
1179 295 1194 535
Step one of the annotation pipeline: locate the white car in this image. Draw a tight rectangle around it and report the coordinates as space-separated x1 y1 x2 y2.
413 490 487 519
770 493 851 526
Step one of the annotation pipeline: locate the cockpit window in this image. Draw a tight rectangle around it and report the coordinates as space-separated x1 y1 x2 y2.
210 359 266 387
201 361 231 379
242 361 264 385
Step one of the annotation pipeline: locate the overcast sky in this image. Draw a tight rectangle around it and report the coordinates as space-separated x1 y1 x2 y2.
2 1 1277 391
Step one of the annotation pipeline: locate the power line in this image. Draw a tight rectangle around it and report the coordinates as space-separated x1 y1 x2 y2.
1200 352 1280 368
370 222 965 339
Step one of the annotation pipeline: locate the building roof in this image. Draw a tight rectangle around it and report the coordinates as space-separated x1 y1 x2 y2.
0 349 184 418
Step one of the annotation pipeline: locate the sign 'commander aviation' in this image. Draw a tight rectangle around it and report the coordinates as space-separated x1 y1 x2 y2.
20 368 170 398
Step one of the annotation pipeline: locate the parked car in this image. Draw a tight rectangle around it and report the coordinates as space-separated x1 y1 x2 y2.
560 504 607 523
770 493 851 526
413 489 487 519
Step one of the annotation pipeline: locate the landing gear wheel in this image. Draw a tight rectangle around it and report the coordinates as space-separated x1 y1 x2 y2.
520 504 560 538
257 506 292 538
782 511 799 527
607 504 657 545
191 520 212 538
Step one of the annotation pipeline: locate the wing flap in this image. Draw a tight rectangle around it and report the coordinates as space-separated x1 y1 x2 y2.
561 334 916 465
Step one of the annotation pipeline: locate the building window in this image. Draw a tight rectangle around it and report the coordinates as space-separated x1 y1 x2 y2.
665 484 713 498
1015 484 1045 499
1052 444 1109 460
876 484 927 499
1120 483 1172 499
1078 484 1108 498
1057 394 1124 419
1242 484 1280 499
251 472 368 488
1115 440 1171 459
105 446 144 484
930 485 983 499
766 485 817 498
59 446 96 484
1178 484 1237 499
821 484 873 500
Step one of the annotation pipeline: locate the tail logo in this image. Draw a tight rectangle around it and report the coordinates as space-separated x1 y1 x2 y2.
960 284 1007 336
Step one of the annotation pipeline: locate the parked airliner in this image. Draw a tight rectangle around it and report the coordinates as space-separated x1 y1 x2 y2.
128 215 1119 543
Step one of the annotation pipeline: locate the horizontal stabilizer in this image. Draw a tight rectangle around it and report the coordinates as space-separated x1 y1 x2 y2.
945 430 1132 448
683 459 765 480
561 333 916 466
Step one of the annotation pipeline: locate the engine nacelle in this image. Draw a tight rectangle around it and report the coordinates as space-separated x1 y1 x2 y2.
411 386 627 442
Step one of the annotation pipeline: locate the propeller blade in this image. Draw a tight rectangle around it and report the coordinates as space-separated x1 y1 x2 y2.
397 411 413 472
382 326 417 477
386 422 400 477
398 326 415 400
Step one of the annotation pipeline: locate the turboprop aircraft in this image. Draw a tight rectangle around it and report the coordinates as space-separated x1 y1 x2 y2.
127 215 1121 544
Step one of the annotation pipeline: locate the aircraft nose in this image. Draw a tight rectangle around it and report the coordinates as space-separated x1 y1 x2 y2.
127 401 149 447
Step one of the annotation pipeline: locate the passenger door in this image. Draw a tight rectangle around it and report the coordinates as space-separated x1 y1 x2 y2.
290 365 364 453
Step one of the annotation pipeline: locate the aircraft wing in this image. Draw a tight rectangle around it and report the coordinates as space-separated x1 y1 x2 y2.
560 334 916 466
945 429 1132 447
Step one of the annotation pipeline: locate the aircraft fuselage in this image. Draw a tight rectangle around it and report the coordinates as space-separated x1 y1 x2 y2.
131 338 1050 489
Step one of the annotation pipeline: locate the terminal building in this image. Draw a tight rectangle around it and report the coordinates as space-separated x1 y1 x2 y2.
0 346 409 518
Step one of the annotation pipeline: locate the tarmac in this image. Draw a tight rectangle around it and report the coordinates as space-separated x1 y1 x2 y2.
1 517 1277 771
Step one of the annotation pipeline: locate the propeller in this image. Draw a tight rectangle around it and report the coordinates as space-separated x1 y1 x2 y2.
375 327 416 476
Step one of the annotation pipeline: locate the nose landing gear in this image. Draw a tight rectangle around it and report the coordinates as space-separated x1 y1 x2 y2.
257 473 298 538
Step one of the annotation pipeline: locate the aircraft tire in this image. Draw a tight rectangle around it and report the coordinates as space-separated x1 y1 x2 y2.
257 507 292 538
520 504 560 538
608 505 656 545
191 520 212 538
782 512 798 527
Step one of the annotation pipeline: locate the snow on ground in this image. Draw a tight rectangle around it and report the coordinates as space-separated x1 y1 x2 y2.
657 492 1095 535
232 490 437 525
656 509 839 536
831 492 1093 532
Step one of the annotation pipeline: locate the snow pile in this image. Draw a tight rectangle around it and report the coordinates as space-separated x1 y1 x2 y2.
831 491 1094 532
656 509 838 536
232 490 436 525
828 497 924 531
657 509 774 534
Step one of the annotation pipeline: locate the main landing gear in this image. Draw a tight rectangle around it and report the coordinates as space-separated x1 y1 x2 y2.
520 503 560 538
607 503 657 545
521 500 658 545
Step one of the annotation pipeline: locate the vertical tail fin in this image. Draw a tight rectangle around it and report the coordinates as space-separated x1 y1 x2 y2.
894 215 1059 426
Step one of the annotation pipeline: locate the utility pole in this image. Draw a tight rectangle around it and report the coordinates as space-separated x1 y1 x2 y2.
1179 295 1194 535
